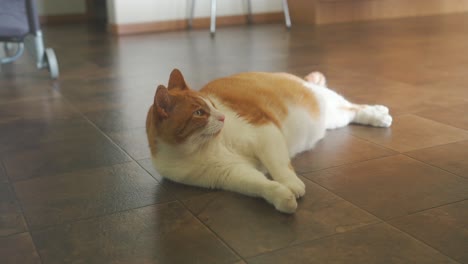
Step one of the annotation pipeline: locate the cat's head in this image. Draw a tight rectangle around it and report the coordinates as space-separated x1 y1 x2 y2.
147 69 225 149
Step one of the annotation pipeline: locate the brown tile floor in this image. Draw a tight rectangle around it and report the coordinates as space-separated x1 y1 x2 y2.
1 13 468 264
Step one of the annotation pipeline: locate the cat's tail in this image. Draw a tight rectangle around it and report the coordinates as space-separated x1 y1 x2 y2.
304 71 327 87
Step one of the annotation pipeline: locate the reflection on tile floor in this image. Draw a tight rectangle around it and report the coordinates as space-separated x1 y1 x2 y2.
1 13 468 264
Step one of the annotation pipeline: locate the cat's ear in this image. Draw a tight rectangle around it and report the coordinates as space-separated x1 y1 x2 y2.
168 68 189 90
154 85 172 119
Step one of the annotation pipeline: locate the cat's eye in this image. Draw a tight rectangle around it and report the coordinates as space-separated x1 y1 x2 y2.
194 109 205 116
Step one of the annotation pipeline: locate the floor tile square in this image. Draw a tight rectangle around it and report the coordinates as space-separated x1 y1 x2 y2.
32 202 239 264
2 134 131 181
137 158 214 200
247 223 457 264
85 109 147 132
108 127 151 160
0 233 41 264
304 155 468 219
0 184 27 236
14 162 173 229
406 140 468 179
311 69 440 115
0 117 100 154
292 129 395 173
390 200 468 263
416 103 468 130
0 162 7 183
0 97 77 123
182 177 379 258
347 115 468 152
416 79 468 108
0 80 60 105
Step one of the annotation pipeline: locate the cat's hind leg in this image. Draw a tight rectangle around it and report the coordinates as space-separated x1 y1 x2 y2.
326 99 393 129
327 102 392 129
305 71 392 129
305 71 327 87
352 104 393 127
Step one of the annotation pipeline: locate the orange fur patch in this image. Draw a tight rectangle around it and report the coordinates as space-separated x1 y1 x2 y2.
147 70 321 155
340 105 364 112
201 72 320 127
146 87 212 154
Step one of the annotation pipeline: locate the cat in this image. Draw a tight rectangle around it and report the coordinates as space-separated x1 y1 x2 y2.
146 69 392 213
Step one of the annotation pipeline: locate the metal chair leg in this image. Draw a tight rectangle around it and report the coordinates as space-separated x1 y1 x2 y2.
194 0 289 34
247 0 253 24
282 0 292 28
210 0 217 35
188 0 196 29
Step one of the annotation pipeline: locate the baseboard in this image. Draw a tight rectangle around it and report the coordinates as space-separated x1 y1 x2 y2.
110 12 284 35
316 0 468 24
39 14 88 25
289 0 468 25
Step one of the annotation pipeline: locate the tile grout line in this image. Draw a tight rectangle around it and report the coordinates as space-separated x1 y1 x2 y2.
401 138 468 153
2 157 43 263
384 198 468 223
0 87 64 264
7 89 242 261
402 153 468 181
9 159 141 184
177 200 248 263
300 175 386 221
24 201 178 234
10 90 187 261
245 221 385 261
57 86 248 262
9 181 45 264
346 117 468 155
57 92 173 187
344 127 400 153
0 230 33 239
400 139 468 154
300 177 465 264
296 153 399 175
412 113 468 132
385 222 463 264
0 158 11 185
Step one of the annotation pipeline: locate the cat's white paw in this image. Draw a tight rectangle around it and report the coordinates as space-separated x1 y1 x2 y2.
266 183 298 214
374 113 392 127
355 105 393 128
373 105 389 114
281 177 306 198
305 71 327 87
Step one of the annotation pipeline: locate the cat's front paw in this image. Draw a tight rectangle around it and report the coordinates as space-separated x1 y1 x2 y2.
266 183 297 214
281 177 306 198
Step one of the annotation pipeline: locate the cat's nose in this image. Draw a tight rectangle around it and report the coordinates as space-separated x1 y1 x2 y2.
218 115 225 122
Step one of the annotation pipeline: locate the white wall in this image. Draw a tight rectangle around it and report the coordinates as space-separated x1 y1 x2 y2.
37 0 86 16
108 0 283 24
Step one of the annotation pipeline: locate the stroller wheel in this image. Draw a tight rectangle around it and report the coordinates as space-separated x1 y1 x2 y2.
3 42 16 54
45 48 59 79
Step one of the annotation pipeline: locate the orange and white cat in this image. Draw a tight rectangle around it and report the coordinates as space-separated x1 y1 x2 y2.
146 69 392 213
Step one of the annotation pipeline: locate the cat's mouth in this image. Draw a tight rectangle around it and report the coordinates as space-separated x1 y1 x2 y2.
202 127 223 137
